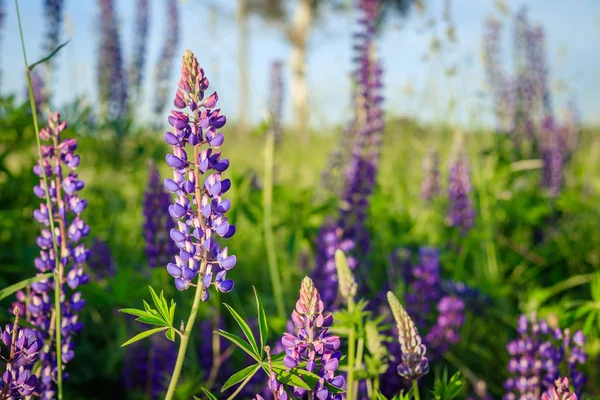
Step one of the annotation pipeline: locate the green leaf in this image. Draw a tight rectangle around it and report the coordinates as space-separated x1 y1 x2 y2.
199 388 218 400
27 40 70 71
119 308 152 318
149 286 169 322
136 315 168 326
221 364 261 392
217 330 260 362
165 328 176 342
254 287 268 356
0 273 53 301
121 327 168 347
223 303 259 357
169 299 176 325
267 364 311 390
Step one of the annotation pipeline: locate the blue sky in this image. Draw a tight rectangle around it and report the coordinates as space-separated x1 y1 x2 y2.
2 0 600 127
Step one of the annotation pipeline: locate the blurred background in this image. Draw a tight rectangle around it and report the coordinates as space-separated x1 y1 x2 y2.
0 0 599 399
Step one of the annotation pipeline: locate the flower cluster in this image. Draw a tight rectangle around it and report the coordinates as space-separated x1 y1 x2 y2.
97 0 128 121
447 156 474 235
405 247 442 327
421 151 440 202
542 378 578 400
153 0 179 116
164 50 236 295
280 277 345 398
144 161 177 268
503 315 587 399
424 296 465 358
129 0 149 95
22 111 89 398
387 291 429 380
540 115 563 197
86 238 116 279
268 60 284 143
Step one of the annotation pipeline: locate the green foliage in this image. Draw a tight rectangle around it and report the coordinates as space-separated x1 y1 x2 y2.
431 369 464 400
0 272 53 301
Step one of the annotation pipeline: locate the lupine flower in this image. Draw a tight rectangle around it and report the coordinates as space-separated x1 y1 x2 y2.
334 249 357 303
267 60 284 143
386 291 429 380
447 155 474 234
86 238 116 279
164 50 236 295
153 0 180 116
42 0 64 80
130 0 149 96
26 69 46 112
542 377 578 400
280 277 345 398
540 115 563 197
18 111 89 398
421 151 440 202
97 0 128 121
312 218 356 309
143 161 177 268
503 315 587 399
424 296 465 357
405 247 442 328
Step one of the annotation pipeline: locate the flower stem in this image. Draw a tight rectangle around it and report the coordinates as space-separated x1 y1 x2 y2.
164 271 205 400
15 1 63 398
346 299 356 400
263 130 285 319
412 379 420 400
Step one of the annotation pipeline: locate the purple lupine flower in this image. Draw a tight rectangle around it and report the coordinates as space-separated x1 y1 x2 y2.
153 0 180 116
267 60 284 143
542 377 578 400
280 277 345 398
405 247 442 328
163 50 236 295
143 161 177 268
424 296 465 357
503 315 587 400
97 0 128 121
421 151 440 202
447 155 474 234
311 218 356 310
18 111 89 398
130 0 149 95
26 69 46 112
123 334 177 399
387 291 429 381
86 238 116 279
540 115 563 197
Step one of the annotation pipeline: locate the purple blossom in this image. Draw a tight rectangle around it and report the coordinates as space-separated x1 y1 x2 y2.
143 161 177 268
540 115 563 197
164 50 236 295
503 315 587 400
405 247 442 327
280 277 345 398
542 377 578 400
424 296 465 357
18 111 89 398
86 238 116 279
130 0 149 95
97 0 128 121
447 156 474 234
153 0 180 116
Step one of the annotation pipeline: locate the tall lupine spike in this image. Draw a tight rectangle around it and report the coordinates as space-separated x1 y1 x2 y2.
144 161 177 268
334 249 357 303
153 0 180 116
447 155 474 235
386 291 429 380
129 0 149 96
540 115 563 197
542 378 578 400
267 60 284 144
405 247 442 328
16 111 90 398
421 150 440 202
26 69 46 113
86 238 116 279
281 277 345 399
97 0 128 121
503 314 587 399
164 49 235 296
42 0 64 97
424 296 465 358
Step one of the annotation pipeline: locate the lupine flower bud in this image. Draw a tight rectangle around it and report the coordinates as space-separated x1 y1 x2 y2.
267 60 284 144
334 249 356 302
387 291 429 380
542 378 578 400
281 277 344 398
421 151 440 201
447 155 474 235
164 50 236 296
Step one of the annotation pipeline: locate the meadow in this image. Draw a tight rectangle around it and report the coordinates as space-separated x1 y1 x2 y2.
0 0 599 399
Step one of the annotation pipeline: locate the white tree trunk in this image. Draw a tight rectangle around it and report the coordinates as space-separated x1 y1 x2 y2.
289 0 312 143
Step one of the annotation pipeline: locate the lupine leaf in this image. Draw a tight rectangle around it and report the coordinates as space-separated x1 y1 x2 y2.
199 389 218 400
149 286 169 322
266 364 311 390
223 303 259 357
270 363 345 394
27 40 70 71
165 328 176 342
217 330 260 362
136 315 168 326
121 327 168 347
169 299 176 325
253 286 268 356
119 308 151 318
220 364 261 392
0 273 53 301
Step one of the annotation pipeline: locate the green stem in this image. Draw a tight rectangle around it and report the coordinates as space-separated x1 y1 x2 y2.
15 1 63 398
164 276 204 400
412 379 420 400
352 337 364 396
346 299 356 400
263 130 285 319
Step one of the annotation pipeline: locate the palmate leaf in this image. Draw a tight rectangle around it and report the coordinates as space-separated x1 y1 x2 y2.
0 273 53 301
221 364 261 392
253 286 268 356
223 303 260 356
217 330 261 362
148 286 170 322
121 327 168 347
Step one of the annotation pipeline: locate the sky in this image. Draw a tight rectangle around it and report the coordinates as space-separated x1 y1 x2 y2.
1 0 600 128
